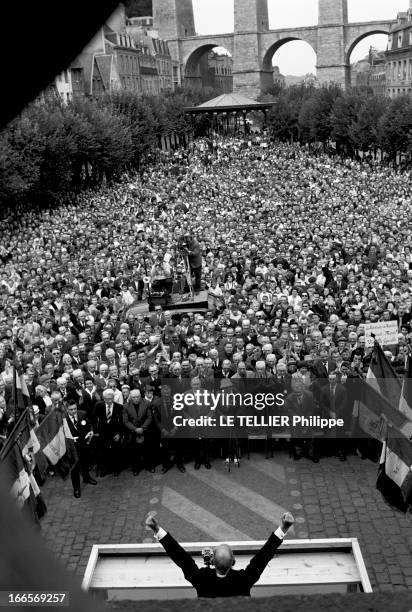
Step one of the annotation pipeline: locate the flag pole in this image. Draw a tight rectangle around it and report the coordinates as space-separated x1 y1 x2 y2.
11 337 18 425
0 409 30 462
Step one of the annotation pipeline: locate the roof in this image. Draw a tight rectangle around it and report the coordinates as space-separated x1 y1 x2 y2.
94 55 113 91
185 92 273 114
196 93 261 108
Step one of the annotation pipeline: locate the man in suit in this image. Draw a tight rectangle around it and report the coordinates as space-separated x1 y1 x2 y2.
152 384 186 474
93 388 124 477
318 371 348 461
65 401 97 498
231 362 255 379
214 359 235 380
149 306 166 329
95 362 109 391
327 273 347 295
145 512 295 598
144 364 162 397
123 388 152 475
285 380 319 462
312 349 337 383
54 376 80 406
80 378 101 418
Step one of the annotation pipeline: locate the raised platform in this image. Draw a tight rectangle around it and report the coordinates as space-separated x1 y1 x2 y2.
128 291 210 316
82 538 372 601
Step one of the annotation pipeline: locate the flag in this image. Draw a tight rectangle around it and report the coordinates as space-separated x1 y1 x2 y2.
363 341 412 440
355 378 412 441
12 355 32 418
366 341 401 406
376 426 412 513
35 410 77 479
20 415 49 481
3 442 44 527
398 355 412 422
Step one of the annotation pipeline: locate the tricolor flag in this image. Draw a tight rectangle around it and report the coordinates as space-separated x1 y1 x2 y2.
20 414 49 480
366 341 401 406
4 443 46 527
376 426 412 513
398 355 412 423
354 342 412 442
35 410 77 479
354 379 412 442
12 355 32 418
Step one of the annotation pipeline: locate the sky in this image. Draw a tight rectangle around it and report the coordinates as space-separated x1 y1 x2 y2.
192 0 409 75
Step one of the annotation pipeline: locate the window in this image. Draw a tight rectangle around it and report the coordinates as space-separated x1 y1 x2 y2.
398 32 403 47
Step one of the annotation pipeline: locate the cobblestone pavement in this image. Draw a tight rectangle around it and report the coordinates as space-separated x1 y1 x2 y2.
40 450 412 591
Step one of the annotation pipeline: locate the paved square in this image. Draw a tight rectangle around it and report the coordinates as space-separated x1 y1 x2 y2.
40 452 412 590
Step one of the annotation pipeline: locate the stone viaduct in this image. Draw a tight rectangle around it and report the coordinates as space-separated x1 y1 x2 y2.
153 0 395 96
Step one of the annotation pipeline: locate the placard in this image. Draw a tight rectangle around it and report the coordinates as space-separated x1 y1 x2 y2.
364 321 398 348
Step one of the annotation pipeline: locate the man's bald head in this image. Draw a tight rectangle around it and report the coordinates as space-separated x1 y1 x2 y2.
213 544 234 575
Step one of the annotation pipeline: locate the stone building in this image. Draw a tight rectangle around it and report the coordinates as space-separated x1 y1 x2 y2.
68 4 176 98
70 6 141 97
368 50 387 97
127 15 176 92
137 40 160 95
351 48 387 96
386 5 412 97
208 51 233 93
272 66 285 89
196 51 233 93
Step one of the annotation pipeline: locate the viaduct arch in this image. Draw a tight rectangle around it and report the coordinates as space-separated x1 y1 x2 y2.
153 0 395 97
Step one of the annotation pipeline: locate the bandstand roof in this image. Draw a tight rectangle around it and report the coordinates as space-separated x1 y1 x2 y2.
185 92 273 114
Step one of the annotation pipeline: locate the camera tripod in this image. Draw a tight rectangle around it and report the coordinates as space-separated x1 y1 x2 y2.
172 249 194 300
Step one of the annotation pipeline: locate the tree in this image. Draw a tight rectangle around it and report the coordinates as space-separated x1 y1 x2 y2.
349 94 387 154
29 98 78 203
300 85 342 144
378 95 412 162
267 95 296 142
330 91 363 154
0 115 45 206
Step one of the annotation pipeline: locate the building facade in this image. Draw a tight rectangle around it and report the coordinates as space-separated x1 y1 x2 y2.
137 41 160 95
67 4 177 98
188 51 233 92
351 48 387 96
369 51 387 97
127 15 176 92
207 51 233 93
386 6 412 97
272 66 285 89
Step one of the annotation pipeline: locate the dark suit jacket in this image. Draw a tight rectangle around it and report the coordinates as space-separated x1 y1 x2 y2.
149 313 166 329
312 359 337 380
93 401 124 441
65 409 93 453
159 531 283 598
327 280 347 294
80 388 102 418
318 383 348 420
122 399 152 442
214 369 235 380
285 390 318 417
152 398 175 434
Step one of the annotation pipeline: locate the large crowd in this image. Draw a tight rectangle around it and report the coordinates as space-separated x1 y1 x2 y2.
0 135 411 495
